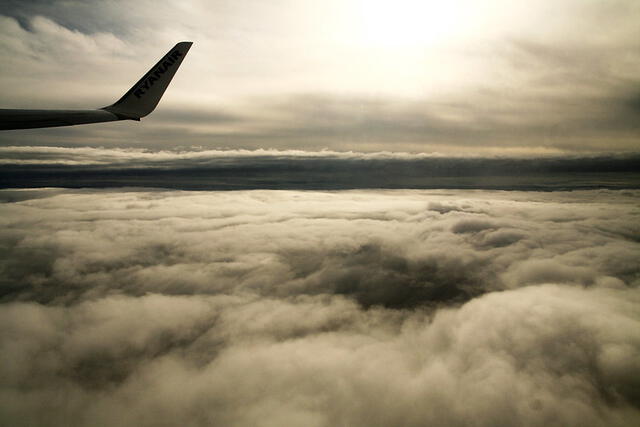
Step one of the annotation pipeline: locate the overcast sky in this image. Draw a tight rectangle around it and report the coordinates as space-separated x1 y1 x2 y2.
1 0 639 154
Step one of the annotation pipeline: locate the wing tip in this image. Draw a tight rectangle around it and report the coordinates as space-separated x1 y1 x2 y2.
104 41 193 119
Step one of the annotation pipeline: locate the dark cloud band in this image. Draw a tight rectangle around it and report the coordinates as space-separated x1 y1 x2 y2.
1 146 639 191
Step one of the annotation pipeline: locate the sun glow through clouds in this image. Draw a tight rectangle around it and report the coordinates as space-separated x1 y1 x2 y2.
348 0 473 49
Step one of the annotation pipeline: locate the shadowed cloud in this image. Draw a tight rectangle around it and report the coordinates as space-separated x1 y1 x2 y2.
0 188 639 426
1 146 639 191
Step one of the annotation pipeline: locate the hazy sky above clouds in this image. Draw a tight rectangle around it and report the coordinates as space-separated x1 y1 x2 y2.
1 0 639 153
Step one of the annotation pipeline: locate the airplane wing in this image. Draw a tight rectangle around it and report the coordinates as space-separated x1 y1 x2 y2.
0 41 193 131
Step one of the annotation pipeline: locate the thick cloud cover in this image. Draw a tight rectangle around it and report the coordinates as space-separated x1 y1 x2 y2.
1 146 639 191
0 188 639 426
1 1 640 152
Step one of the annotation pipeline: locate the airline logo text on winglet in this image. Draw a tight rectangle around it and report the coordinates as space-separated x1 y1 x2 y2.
133 50 183 98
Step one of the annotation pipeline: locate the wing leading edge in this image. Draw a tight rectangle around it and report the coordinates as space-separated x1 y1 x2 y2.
0 41 192 131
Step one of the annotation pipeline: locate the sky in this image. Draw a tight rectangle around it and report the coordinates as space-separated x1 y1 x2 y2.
1 3 640 426
0 0 639 154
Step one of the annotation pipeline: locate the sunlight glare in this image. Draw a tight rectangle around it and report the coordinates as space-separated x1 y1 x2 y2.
348 0 472 49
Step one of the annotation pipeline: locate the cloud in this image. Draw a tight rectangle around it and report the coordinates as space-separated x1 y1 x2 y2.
1 146 639 191
0 188 639 425
1 0 640 422
1 1 640 153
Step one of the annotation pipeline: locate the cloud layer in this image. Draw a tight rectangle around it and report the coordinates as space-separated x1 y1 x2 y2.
1 1 640 153
1 146 639 191
1 188 639 426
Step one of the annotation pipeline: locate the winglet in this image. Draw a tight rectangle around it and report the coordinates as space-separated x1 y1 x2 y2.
103 41 192 120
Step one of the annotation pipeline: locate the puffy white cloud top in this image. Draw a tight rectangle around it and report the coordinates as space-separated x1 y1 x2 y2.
0 188 639 426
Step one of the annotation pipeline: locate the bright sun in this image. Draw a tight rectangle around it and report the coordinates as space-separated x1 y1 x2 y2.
347 0 471 49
